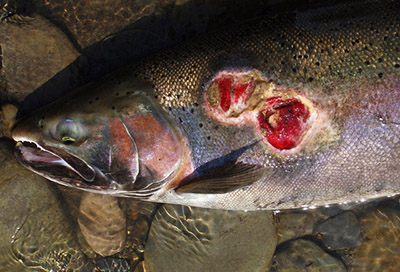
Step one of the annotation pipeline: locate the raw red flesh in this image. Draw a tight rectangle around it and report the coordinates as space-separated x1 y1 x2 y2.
233 82 251 103
258 97 310 150
215 76 253 112
216 77 232 112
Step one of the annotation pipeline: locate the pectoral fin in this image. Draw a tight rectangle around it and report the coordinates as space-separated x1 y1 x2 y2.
176 163 266 194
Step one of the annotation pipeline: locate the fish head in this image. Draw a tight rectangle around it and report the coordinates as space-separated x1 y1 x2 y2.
12 80 187 197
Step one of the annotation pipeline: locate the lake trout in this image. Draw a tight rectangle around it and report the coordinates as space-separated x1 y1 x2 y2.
11 0 400 210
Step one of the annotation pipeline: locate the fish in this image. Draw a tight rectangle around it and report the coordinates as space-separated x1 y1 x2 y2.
10 0 400 210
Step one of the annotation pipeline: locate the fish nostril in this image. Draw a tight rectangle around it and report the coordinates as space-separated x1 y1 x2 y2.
21 141 38 148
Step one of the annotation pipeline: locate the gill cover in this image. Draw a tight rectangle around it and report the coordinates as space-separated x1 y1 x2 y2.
12 90 185 197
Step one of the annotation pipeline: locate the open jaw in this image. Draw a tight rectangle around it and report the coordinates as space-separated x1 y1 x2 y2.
14 141 117 192
13 139 175 198
204 69 318 154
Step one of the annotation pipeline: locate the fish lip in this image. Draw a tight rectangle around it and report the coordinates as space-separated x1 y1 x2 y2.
13 140 175 198
13 141 133 194
14 140 99 185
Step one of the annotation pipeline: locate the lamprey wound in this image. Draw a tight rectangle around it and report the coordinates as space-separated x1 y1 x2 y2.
204 70 318 152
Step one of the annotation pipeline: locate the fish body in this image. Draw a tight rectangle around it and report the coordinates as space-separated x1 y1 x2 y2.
11 0 400 210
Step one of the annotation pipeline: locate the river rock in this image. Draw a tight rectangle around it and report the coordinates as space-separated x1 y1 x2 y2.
120 199 159 265
0 14 79 102
314 211 361 250
78 192 126 257
0 139 87 271
133 261 146 272
276 206 343 244
144 205 277 272
349 202 400 271
270 239 346 272
276 211 319 244
30 0 175 49
88 257 130 272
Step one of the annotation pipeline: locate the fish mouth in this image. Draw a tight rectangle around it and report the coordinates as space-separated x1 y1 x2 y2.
14 141 117 192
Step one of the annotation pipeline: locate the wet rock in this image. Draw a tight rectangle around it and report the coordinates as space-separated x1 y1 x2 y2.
314 211 361 250
145 205 277 272
0 14 79 102
78 192 127 257
27 0 275 49
0 104 18 138
13 0 222 113
270 239 346 272
88 257 130 272
3 0 322 53
349 203 400 271
276 206 343 244
11 0 303 115
0 139 87 271
276 212 318 244
133 261 146 272
121 199 159 264
57 186 100 259
31 0 175 49
126 199 158 251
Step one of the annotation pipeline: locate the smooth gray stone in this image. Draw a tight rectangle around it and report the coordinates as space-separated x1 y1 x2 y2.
0 15 79 102
276 207 343 244
314 211 361 250
270 239 346 272
145 205 277 272
78 193 126 257
0 140 87 271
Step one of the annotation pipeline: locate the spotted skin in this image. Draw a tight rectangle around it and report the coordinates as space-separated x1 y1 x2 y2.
12 0 400 210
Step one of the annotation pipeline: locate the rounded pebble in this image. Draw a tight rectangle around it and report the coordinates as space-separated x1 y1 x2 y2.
0 15 78 101
0 140 87 271
314 211 361 250
145 205 277 272
78 193 126 257
270 239 346 272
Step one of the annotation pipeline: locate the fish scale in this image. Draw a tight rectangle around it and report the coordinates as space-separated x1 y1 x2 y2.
127 0 399 166
11 0 400 210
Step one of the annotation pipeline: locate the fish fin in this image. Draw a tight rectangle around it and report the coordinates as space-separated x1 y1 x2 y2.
175 163 266 194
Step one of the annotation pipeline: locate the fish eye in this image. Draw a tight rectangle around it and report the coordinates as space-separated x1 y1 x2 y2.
55 119 80 144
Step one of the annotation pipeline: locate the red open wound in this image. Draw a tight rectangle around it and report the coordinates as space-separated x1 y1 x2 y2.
205 70 315 151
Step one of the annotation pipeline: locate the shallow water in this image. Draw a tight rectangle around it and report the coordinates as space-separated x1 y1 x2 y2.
1 0 400 271
2 137 400 271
